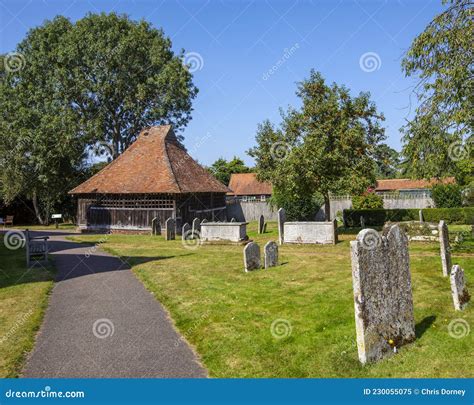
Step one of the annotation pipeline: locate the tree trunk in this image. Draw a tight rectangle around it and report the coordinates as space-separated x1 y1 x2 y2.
324 195 331 221
32 192 45 225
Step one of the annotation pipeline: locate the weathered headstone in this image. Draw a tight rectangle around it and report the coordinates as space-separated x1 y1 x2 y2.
263 222 267 233
192 218 201 236
450 265 470 311
419 210 424 223
243 242 261 272
201 219 208 224
438 220 451 277
182 223 190 240
165 218 175 240
230 218 236 222
350 225 415 364
151 217 161 236
264 241 278 269
258 215 265 234
277 208 286 245
360 216 366 229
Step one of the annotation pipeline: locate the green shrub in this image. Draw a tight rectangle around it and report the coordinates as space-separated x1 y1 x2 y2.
343 207 474 227
352 192 384 209
431 184 463 208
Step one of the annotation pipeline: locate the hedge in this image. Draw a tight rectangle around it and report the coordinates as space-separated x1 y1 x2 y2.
343 207 474 227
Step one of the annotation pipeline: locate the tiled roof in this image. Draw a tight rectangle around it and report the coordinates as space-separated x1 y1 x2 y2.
69 126 229 194
375 177 456 191
227 173 272 196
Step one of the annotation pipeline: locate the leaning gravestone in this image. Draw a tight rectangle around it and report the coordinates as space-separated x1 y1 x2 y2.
165 218 175 240
258 215 265 234
151 217 161 236
244 242 261 272
350 225 415 364
438 220 451 277
182 223 190 240
264 241 278 269
450 265 470 311
192 218 201 236
277 208 286 245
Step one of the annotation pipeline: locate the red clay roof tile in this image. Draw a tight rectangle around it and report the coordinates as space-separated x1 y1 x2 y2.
69 126 229 194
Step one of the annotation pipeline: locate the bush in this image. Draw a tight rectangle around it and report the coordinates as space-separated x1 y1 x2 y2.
352 192 384 209
343 207 474 227
431 184 463 208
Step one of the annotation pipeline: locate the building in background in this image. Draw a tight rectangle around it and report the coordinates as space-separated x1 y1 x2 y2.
70 126 229 233
374 177 456 197
227 173 272 202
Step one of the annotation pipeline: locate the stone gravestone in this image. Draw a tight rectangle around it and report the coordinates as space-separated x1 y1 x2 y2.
243 242 261 272
264 241 278 269
230 218 236 222
360 216 366 229
201 219 208 224
263 223 267 233
419 210 424 223
450 265 470 311
182 223 190 240
277 208 286 245
438 220 451 277
258 215 265 234
151 217 161 236
192 218 201 236
165 218 175 240
350 225 415 364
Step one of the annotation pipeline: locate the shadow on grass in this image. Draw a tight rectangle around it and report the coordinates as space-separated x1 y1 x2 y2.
415 315 436 339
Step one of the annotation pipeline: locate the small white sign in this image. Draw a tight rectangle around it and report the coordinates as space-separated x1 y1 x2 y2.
51 214 62 219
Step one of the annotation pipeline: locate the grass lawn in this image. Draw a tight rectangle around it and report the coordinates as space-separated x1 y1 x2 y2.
0 242 55 377
70 222 473 378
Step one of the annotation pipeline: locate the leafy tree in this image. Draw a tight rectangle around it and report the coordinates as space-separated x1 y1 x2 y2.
0 13 198 223
208 157 251 185
352 192 384 210
400 0 473 183
431 183 463 208
373 144 400 179
248 71 387 220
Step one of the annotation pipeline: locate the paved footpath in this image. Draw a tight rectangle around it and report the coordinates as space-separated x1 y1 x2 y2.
22 231 206 378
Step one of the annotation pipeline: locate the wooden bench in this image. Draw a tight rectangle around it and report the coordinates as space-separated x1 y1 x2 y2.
25 229 49 267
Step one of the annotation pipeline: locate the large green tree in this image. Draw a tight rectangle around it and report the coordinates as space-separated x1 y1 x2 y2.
208 157 251 185
0 13 198 223
400 0 473 183
248 70 387 220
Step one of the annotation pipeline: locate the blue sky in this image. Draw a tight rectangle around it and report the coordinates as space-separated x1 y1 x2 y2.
0 0 444 166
